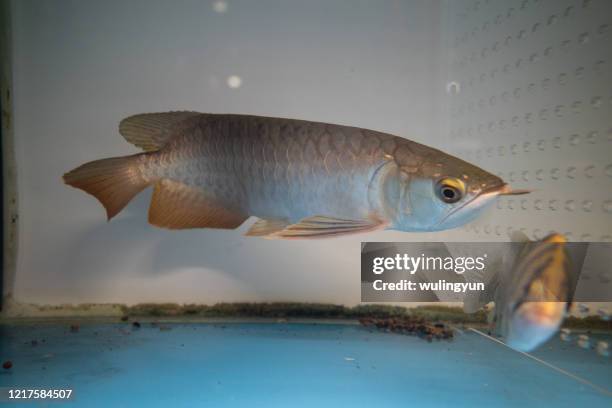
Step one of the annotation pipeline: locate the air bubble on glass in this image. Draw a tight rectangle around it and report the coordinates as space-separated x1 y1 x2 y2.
446 81 461 95
523 141 530 152
550 168 560 180
535 169 544 180
532 229 542 240
515 58 523 69
557 72 567 85
569 134 580 145
584 165 596 178
561 39 572 51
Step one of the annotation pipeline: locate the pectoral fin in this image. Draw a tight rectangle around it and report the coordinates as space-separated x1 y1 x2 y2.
267 215 388 239
119 112 201 151
244 218 290 237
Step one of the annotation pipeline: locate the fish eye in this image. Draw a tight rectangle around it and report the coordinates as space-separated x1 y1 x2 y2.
436 178 465 204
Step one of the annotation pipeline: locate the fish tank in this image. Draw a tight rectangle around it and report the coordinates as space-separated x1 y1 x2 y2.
0 0 611 406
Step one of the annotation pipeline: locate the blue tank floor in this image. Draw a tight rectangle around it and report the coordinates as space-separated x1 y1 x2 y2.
0 322 610 407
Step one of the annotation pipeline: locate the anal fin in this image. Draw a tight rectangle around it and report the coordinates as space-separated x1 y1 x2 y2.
245 219 290 237
148 179 248 230
268 215 388 239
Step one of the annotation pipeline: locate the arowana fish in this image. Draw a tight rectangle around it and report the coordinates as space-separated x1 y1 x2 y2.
464 232 583 352
63 113 526 238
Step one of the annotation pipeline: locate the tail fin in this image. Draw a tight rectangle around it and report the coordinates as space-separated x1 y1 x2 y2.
63 154 151 220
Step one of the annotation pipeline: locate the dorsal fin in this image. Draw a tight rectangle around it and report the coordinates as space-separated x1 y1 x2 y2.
119 112 202 151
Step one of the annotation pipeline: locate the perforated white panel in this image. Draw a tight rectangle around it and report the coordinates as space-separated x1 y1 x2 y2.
445 0 612 242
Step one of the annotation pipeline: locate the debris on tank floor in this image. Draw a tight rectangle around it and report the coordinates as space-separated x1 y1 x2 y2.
359 317 454 341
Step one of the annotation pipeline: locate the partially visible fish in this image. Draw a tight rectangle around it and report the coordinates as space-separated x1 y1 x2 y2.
464 232 578 352
63 112 525 238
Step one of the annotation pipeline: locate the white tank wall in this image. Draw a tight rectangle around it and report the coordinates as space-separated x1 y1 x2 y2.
444 0 612 242
9 0 611 307
10 0 447 305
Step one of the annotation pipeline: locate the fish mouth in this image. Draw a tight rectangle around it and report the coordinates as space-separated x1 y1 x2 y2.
495 184 532 196
436 183 530 227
